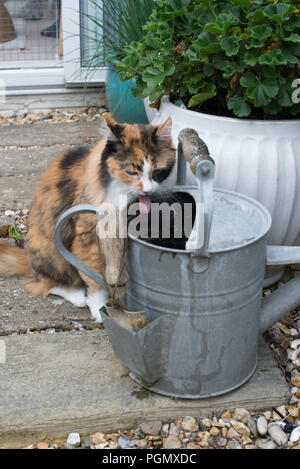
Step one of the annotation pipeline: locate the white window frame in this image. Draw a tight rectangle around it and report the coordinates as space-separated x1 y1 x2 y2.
62 0 107 85
0 0 106 91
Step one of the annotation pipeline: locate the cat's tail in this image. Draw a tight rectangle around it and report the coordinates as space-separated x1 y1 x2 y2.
0 241 32 277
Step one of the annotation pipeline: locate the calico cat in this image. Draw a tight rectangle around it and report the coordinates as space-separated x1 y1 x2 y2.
0 116 176 322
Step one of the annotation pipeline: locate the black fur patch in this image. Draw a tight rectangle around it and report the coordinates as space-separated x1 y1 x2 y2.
153 161 175 183
54 177 76 220
129 137 140 147
140 125 156 151
107 123 124 139
51 177 78 258
60 146 90 170
31 255 77 285
99 140 116 188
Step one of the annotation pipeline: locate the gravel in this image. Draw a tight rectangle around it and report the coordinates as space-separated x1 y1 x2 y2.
0 107 108 127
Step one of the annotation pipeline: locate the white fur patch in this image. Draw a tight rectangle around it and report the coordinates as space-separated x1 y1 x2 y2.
141 158 159 194
86 290 108 323
105 179 135 211
49 287 87 308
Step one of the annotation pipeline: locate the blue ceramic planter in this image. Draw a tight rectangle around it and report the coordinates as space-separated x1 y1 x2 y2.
105 68 149 124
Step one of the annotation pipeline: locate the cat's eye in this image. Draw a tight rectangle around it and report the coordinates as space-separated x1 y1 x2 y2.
126 170 138 176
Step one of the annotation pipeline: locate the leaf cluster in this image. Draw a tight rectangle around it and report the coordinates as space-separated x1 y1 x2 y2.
117 0 300 119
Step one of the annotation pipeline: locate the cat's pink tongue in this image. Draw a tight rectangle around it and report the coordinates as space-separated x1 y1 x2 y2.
139 195 152 214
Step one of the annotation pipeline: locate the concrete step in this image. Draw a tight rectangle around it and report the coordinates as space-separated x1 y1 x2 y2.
0 330 289 448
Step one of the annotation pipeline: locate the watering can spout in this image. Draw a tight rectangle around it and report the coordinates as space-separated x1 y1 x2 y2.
260 246 300 333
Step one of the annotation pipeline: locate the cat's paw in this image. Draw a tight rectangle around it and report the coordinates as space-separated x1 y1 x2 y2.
86 290 108 323
50 287 87 308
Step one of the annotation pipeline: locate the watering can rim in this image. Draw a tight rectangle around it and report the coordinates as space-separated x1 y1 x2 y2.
128 187 272 255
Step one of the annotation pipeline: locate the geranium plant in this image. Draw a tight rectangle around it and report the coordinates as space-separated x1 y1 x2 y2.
117 0 300 119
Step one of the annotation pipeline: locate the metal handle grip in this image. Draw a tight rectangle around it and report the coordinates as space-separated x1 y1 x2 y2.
178 129 215 175
54 204 107 290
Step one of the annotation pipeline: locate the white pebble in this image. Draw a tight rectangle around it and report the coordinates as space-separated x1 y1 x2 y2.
233 408 250 423
5 210 15 217
291 339 300 349
169 423 180 435
290 426 300 443
161 423 169 435
257 416 268 436
66 432 81 447
288 348 300 361
227 439 242 450
268 423 288 446
256 438 277 450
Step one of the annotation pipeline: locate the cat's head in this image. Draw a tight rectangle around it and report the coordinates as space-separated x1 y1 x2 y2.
101 116 176 198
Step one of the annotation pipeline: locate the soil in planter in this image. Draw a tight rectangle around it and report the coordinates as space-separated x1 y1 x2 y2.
128 192 196 250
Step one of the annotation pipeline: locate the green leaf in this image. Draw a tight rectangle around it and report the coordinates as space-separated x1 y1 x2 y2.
219 36 240 56
278 84 293 107
230 0 250 6
281 43 300 64
203 63 215 77
249 24 272 40
169 0 190 12
204 23 223 35
240 73 279 107
247 10 265 22
244 49 260 66
258 49 287 66
164 63 176 76
263 3 290 23
197 32 221 54
285 33 300 43
264 101 282 116
9 227 22 243
227 95 251 117
188 83 217 107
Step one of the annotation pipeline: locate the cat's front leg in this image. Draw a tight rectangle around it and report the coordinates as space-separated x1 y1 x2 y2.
86 287 108 323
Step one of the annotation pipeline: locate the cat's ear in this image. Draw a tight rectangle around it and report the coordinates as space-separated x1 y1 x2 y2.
104 114 124 141
152 117 172 145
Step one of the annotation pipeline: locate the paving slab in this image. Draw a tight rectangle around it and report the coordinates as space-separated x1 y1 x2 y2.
0 146 77 177
0 277 96 336
0 174 42 210
0 121 103 147
0 122 108 210
0 330 290 448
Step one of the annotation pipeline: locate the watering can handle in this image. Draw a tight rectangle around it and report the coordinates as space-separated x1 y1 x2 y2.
54 205 107 290
178 129 215 257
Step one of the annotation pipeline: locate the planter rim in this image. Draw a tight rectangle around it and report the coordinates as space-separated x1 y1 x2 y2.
158 96 300 126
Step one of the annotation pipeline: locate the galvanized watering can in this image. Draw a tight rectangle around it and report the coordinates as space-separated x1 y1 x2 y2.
54 129 300 399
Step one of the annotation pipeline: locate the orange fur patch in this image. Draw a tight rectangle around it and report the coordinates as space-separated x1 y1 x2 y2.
0 241 31 277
